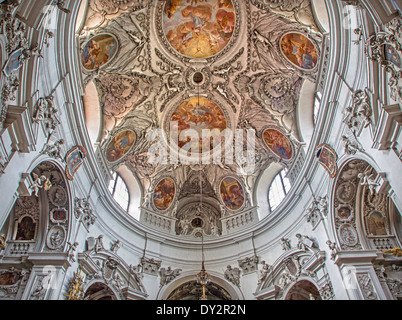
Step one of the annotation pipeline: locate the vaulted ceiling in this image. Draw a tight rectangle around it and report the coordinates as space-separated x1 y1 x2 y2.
77 0 325 237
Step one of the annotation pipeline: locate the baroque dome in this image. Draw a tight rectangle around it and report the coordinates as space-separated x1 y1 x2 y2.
0 0 401 303
78 0 325 238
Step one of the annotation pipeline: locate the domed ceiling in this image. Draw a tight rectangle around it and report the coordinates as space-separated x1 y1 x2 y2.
77 0 324 238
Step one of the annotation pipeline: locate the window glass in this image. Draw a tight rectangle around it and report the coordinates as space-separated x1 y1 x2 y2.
108 173 129 211
313 92 322 124
268 170 291 211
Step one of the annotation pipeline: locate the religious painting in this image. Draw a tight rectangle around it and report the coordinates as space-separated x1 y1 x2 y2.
106 130 136 163
280 32 318 70
153 178 176 211
220 176 245 211
2 48 24 77
65 145 87 181
81 34 118 70
162 0 236 59
50 208 67 223
336 205 353 222
0 271 20 286
315 143 338 178
366 211 387 236
262 128 293 160
15 216 36 241
384 44 401 68
336 182 355 203
170 96 227 153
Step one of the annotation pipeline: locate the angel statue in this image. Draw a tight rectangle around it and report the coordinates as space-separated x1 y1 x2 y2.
159 266 182 287
224 265 241 287
358 169 379 196
30 172 52 197
257 261 272 287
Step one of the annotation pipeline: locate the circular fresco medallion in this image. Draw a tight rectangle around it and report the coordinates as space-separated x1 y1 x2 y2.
153 178 175 211
81 34 118 71
162 0 236 59
106 130 136 163
220 176 245 211
280 32 318 70
170 96 227 153
262 129 293 160
336 182 355 203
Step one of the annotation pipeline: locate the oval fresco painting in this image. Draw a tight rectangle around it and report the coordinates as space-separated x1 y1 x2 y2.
263 129 293 160
82 34 118 70
153 178 175 211
162 0 236 59
106 130 136 163
170 96 227 153
280 33 318 70
220 176 245 211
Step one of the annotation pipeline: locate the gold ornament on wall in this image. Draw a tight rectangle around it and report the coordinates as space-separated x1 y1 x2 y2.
65 268 85 300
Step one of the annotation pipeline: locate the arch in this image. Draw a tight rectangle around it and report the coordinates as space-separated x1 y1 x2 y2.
284 279 322 300
331 157 402 252
254 162 284 220
268 169 291 212
158 272 242 300
83 281 118 300
166 280 232 300
111 164 142 220
83 80 102 148
297 79 316 147
30 160 72 252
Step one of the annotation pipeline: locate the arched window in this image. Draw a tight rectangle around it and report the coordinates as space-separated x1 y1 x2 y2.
313 91 322 125
108 172 129 211
268 170 291 211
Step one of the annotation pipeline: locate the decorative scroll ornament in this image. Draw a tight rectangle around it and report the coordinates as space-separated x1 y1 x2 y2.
158 266 182 288
342 89 372 136
364 23 402 103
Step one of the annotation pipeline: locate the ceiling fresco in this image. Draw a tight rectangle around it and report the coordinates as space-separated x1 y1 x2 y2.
162 0 236 59
77 0 324 237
